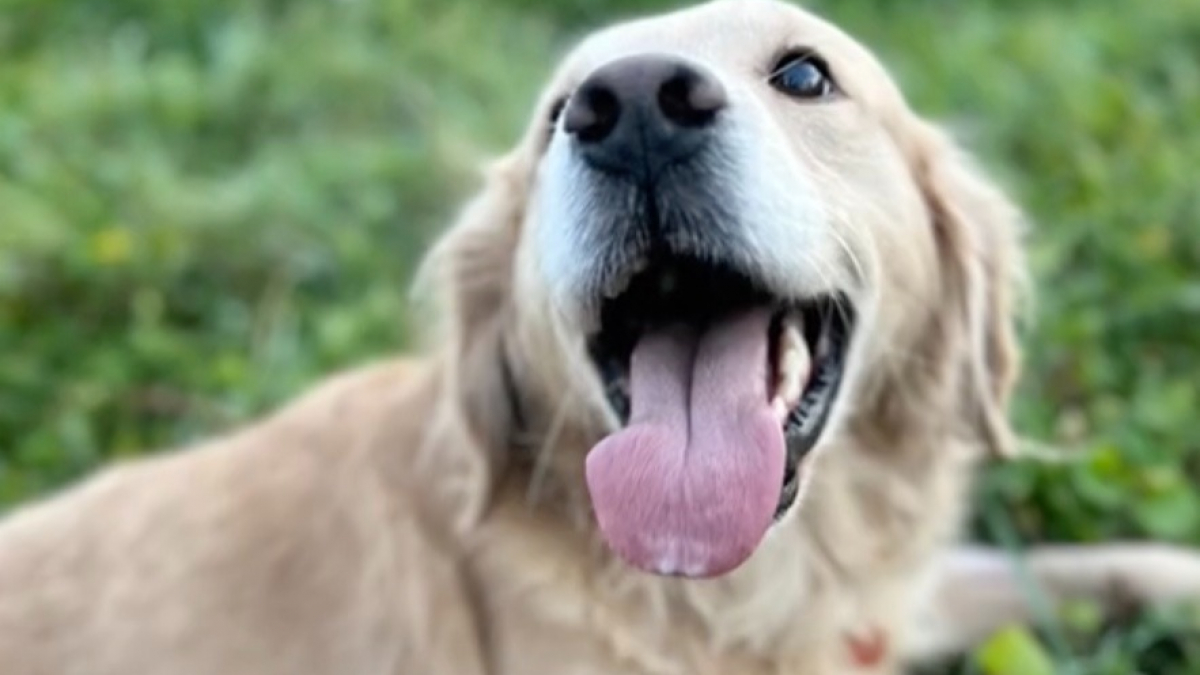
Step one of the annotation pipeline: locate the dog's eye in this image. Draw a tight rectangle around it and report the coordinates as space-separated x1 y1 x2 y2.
548 96 568 129
768 52 836 99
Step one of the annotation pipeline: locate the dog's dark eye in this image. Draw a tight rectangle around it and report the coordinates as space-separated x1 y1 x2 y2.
768 52 836 99
548 96 568 128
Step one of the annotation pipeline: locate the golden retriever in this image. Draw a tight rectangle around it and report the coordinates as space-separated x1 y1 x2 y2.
3 1 1200 673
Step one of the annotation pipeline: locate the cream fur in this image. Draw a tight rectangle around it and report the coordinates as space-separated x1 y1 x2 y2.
3 2 1200 674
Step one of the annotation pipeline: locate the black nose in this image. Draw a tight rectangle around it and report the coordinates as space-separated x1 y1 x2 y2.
563 55 727 178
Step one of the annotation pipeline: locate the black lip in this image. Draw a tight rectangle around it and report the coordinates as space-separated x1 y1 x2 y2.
774 299 853 519
586 253 855 518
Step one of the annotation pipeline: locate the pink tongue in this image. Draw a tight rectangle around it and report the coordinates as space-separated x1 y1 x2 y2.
585 308 784 578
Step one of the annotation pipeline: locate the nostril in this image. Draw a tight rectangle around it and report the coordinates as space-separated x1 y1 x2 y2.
658 70 726 128
565 86 621 143
566 56 725 176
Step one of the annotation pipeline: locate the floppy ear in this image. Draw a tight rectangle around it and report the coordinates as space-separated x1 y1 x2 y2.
414 147 533 481
906 120 1029 459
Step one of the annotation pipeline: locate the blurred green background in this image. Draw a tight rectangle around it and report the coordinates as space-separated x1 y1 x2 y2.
1 0 1198 672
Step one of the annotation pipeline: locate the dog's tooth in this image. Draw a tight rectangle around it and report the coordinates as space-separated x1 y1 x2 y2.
771 396 790 423
779 321 811 407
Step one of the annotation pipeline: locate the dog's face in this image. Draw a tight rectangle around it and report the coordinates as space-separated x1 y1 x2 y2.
437 0 1023 579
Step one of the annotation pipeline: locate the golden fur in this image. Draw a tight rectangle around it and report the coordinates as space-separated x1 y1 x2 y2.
3 2 1200 673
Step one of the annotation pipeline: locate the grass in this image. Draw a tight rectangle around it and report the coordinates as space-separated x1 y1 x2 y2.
1 0 1198 671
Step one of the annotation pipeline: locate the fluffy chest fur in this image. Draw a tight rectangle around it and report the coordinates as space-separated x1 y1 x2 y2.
457 428 978 675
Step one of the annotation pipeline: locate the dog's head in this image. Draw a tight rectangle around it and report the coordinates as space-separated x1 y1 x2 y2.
423 0 1026 578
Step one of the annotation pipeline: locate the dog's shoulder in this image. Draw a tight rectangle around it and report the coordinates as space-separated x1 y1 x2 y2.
0 357 455 674
0 355 434 554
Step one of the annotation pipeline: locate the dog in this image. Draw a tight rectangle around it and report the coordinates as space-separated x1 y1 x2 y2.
3 1 1200 673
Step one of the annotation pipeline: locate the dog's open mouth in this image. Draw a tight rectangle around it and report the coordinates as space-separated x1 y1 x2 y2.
583 254 854 578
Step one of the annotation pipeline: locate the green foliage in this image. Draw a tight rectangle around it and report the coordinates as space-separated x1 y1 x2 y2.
2 0 1198 671
977 626 1055 675
0 0 557 499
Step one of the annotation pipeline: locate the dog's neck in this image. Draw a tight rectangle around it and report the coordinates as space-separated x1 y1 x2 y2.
477 352 975 667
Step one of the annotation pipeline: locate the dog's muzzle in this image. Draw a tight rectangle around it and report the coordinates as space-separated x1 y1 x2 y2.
539 53 857 580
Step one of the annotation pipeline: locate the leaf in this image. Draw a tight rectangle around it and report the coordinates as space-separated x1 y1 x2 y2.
1133 487 1200 540
975 626 1056 675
